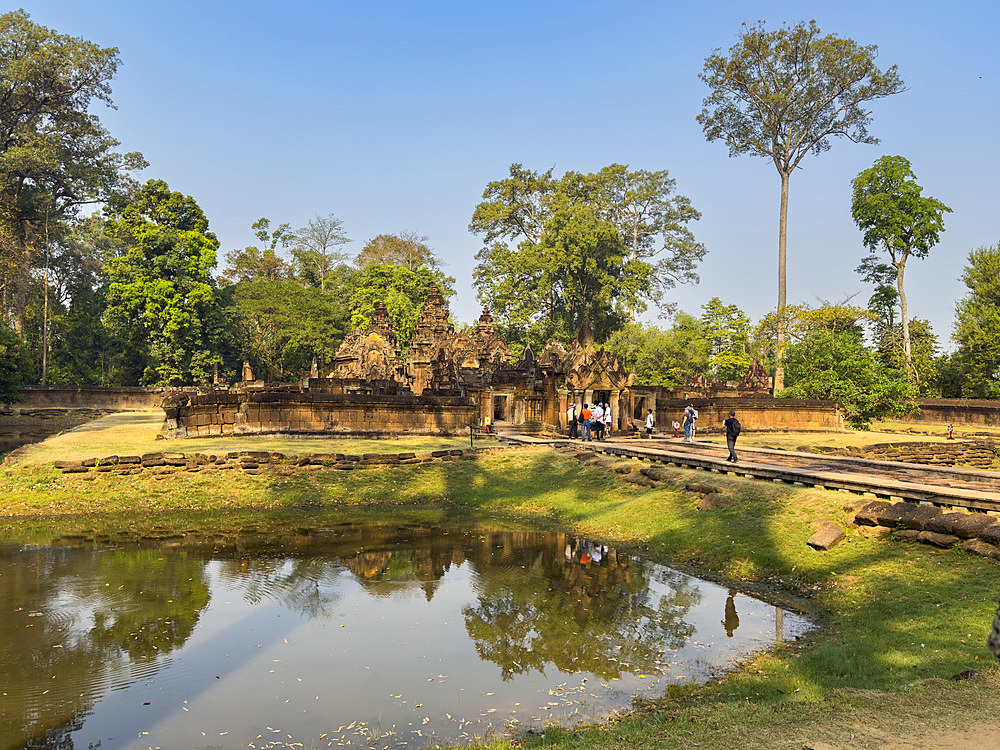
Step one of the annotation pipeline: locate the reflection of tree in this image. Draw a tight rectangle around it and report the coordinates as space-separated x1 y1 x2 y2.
462 535 701 681
218 556 345 619
88 549 210 660
0 545 210 748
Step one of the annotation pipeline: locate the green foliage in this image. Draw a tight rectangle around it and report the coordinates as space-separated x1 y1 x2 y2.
226 279 349 381
354 230 439 272
104 180 224 386
348 264 454 349
0 322 29 405
700 297 752 382
471 163 704 346
699 20 905 168
779 328 916 428
952 243 1000 398
220 217 292 284
604 317 710 389
288 213 350 291
0 9 145 334
852 155 951 382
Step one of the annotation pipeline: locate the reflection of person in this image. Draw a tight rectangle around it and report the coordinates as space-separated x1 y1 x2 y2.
722 589 740 637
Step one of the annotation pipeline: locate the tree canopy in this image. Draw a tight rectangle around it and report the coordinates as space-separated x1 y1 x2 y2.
348 264 455 350
103 180 223 385
355 231 440 271
952 243 1000 398
471 163 704 349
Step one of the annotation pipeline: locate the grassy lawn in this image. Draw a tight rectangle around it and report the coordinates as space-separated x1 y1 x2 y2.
5 410 474 466
1 429 998 748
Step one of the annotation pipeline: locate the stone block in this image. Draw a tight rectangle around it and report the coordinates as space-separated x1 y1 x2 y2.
81 458 98 467
926 511 997 539
333 463 355 470
118 455 142 465
164 458 187 466
890 529 921 542
431 450 451 458
61 463 88 474
959 539 1000 560
917 530 960 548
450 449 464 456
807 522 846 551
240 462 260 470
855 500 891 526
623 473 655 487
978 524 1000 545
894 504 943 531
400 458 422 464
612 463 635 474
397 452 416 460
100 456 119 465
684 482 724 495
142 458 166 467
640 466 672 482
874 501 914 527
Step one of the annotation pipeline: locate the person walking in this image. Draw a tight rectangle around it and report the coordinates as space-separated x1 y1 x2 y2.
581 403 593 441
723 410 741 463
645 408 655 439
682 405 694 442
603 402 613 438
567 402 578 439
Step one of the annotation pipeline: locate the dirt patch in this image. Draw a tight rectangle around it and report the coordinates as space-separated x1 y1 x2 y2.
804 722 1000 749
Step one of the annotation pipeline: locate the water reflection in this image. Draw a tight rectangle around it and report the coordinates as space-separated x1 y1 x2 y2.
0 523 813 750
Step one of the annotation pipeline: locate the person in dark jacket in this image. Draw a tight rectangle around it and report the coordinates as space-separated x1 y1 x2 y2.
723 410 741 463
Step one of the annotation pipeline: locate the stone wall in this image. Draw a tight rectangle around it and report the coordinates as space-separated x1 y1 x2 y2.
902 399 1000 426
653 397 844 433
165 391 478 438
19 385 168 410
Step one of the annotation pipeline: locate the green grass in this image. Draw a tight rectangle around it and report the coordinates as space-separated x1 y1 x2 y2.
1 428 998 749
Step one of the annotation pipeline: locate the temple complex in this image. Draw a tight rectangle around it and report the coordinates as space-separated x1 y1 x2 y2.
162 288 842 438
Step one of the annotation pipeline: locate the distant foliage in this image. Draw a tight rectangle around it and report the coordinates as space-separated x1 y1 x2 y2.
0 322 29 405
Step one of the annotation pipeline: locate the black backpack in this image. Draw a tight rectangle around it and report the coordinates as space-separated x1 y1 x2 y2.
729 418 741 437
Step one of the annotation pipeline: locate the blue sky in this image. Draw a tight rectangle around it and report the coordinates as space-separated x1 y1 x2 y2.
17 1 1000 350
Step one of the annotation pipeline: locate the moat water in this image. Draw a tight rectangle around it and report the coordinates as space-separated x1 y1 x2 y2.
1 520 813 749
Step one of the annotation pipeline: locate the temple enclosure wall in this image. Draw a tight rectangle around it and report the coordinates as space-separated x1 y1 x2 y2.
901 399 1000 426
163 391 478 438
18 385 166 410
650 397 844 433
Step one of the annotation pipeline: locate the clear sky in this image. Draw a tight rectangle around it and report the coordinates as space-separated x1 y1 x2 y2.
16 1 1000 350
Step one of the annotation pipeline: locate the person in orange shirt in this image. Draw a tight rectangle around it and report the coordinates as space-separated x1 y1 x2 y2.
581 403 593 441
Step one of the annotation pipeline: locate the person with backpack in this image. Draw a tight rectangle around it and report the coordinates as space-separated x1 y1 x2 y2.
723 410 741 463
682 405 696 442
566 402 578 439
645 408 655 439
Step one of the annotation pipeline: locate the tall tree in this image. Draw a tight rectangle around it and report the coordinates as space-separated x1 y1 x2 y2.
566 164 705 312
700 297 752 382
953 243 1000 399
471 163 702 347
604 316 710 389
851 155 951 385
104 180 223 385
355 230 440 272
0 10 145 336
220 217 291 284
289 213 350 291
698 20 905 390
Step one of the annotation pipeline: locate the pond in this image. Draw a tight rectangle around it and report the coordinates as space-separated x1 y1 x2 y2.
1 520 813 750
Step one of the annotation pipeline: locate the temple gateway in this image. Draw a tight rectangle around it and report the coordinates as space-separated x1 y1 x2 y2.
163 288 841 438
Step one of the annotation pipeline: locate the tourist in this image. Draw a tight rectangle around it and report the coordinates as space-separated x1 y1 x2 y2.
567 402 578 439
603 402 613 438
645 408 655 438
581 403 593 441
723 409 741 463
592 403 605 440
682 404 698 442
947 423 955 440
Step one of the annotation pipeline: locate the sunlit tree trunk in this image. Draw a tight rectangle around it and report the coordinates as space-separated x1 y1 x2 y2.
895 258 914 384
774 171 790 393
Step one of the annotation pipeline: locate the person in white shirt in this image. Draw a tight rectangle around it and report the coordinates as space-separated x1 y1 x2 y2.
592 403 605 440
645 409 655 438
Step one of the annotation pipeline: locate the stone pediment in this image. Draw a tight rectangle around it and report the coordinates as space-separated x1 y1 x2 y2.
565 348 635 391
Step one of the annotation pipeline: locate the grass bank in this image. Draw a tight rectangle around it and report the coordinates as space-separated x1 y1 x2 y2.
1 432 998 748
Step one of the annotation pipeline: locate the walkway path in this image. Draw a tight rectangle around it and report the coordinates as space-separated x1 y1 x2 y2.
501 434 1000 512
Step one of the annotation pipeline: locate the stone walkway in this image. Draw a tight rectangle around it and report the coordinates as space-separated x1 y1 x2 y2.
502 435 1000 512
